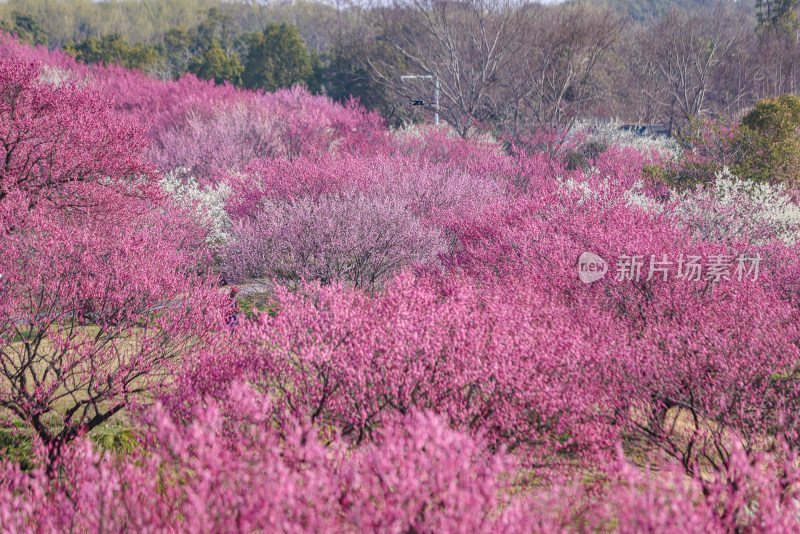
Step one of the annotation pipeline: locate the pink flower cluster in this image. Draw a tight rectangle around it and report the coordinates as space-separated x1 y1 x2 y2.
3 385 800 532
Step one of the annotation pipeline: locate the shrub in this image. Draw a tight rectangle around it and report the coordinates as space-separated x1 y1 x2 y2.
738 94 800 185
222 190 448 290
663 104 800 189
147 88 389 180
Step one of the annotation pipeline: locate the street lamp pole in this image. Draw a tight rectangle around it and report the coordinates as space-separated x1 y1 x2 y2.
434 76 439 126
401 74 439 126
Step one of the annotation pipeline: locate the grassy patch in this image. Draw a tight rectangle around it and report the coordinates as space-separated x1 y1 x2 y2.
90 423 140 455
238 290 280 319
0 422 35 470
0 416 140 469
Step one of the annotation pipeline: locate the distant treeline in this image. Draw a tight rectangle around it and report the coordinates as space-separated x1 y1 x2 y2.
0 1 398 118
0 2 342 89
0 0 345 49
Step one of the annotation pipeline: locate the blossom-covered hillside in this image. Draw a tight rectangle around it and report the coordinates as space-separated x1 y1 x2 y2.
2 33 800 532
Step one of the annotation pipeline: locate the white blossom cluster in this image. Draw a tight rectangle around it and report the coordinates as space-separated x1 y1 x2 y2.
668 167 800 245
624 180 665 213
39 65 88 87
160 169 232 243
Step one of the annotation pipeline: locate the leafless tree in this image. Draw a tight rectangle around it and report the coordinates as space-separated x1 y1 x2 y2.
753 33 800 102
513 4 624 131
366 0 534 136
631 5 755 130
360 0 767 134
610 24 664 124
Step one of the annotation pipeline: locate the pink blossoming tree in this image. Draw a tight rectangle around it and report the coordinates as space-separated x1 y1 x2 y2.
0 55 224 464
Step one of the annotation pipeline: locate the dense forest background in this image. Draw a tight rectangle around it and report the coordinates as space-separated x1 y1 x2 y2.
1 0 796 135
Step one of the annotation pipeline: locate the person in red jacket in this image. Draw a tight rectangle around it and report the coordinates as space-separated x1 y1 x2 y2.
225 286 240 331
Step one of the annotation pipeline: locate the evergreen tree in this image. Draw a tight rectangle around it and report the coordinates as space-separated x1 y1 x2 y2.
65 34 163 73
188 39 243 85
0 10 47 46
242 23 313 92
737 94 800 184
193 8 238 56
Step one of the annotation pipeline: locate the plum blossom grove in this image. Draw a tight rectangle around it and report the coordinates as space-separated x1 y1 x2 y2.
1 31 800 532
